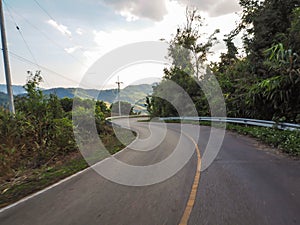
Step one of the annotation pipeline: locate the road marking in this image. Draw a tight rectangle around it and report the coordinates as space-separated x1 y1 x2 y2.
0 120 136 213
1 119 202 223
0 165 93 213
179 134 201 225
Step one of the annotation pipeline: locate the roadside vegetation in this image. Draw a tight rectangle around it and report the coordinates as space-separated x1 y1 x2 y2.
162 119 299 156
147 0 300 123
225 124 300 156
0 0 299 209
146 1 299 155
0 71 135 208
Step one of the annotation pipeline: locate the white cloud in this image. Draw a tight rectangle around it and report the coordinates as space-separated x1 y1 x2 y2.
47 19 72 38
86 0 238 60
78 1 176 76
80 0 241 88
84 0 185 65
101 0 240 22
177 0 241 17
211 0 241 16
76 28 84 35
119 10 139 22
102 0 167 21
64 46 82 54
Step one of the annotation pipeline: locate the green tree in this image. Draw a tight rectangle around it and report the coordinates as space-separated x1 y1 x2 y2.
110 101 134 116
172 8 219 79
60 97 73 112
0 71 77 169
217 0 300 122
231 0 299 77
148 7 218 117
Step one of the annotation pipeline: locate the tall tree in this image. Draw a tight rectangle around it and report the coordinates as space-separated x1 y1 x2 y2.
147 8 219 117
173 8 219 79
220 0 300 122
231 0 300 77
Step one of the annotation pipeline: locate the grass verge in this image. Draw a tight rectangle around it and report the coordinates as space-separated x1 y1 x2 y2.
162 119 300 156
0 126 135 209
225 123 300 156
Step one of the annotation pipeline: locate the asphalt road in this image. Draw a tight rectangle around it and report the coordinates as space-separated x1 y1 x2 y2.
0 118 299 225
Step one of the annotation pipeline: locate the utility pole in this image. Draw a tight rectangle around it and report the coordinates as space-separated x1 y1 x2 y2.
116 76 123 116
0 0 14 114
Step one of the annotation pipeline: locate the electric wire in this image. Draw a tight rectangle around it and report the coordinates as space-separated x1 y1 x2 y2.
3 0 52 88
7 50 86 86
32 0 56 22
1 1 93 89
4 0 89 68
3 1 38 65
32 0 93 63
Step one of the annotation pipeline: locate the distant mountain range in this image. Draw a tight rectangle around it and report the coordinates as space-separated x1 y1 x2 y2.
0 84 154 110
0 84 26 95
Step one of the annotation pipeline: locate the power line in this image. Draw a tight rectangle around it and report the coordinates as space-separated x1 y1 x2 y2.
1 1 92 89
32 0 93 63
7 50 89 87
32 0 56 22
3 1 38 65
3 0 89 68
16 30 52 88
33 0 72 38
3 0 51 88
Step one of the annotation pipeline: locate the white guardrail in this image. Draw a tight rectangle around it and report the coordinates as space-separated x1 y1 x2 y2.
159 117 300 131
105 115 300 131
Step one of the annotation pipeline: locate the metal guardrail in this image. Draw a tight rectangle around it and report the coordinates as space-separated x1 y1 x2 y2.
106 115 148 121
105 115 300 131
159 117 300 131
105 115 149 126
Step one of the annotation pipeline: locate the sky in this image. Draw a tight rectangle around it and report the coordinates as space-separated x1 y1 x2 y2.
0 0 242 89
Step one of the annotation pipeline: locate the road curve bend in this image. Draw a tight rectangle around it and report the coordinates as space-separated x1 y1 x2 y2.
0 118 299 225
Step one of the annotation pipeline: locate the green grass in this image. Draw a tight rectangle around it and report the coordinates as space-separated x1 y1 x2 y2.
0 126 136 208
0 156 88 208
225 123 300 156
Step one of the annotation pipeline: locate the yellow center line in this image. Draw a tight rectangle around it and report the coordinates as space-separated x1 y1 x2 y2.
179 133 201 225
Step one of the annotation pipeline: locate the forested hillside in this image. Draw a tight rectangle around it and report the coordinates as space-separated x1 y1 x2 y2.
0 92 8 107
0 72 136 206
0 83 153 111
0 84 25 95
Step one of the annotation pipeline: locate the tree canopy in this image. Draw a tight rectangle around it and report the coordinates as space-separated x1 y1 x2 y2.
148 1 300 123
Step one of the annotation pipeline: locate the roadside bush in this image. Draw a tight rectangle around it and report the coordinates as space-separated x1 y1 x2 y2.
227 124 300 156
0 73 75 179
0 71 120 182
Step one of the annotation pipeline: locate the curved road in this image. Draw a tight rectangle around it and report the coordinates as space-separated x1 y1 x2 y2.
0 118 299 225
